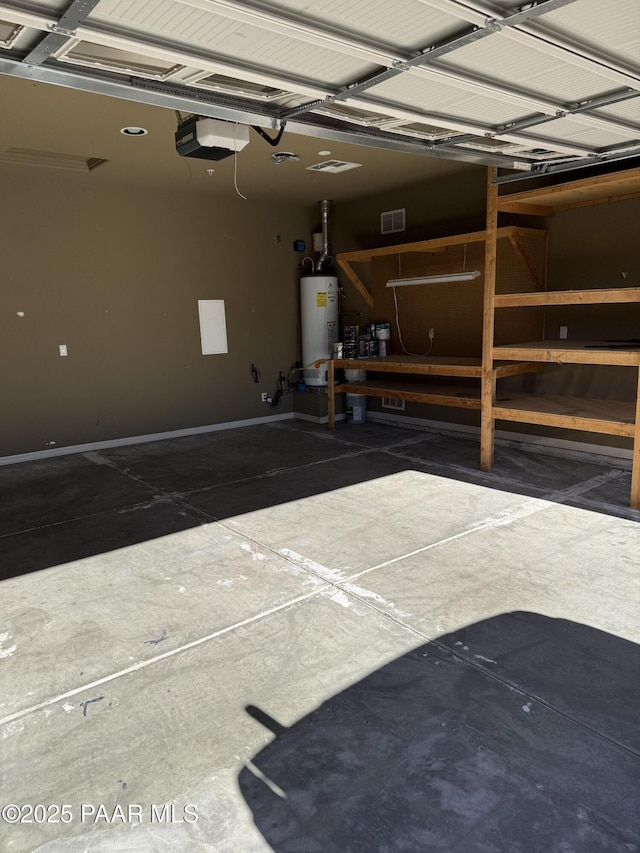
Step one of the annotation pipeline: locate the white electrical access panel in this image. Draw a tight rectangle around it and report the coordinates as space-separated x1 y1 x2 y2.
198 300 228 355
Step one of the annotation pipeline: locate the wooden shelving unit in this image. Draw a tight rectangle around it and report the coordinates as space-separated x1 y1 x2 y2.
483 166 640 509
330 227 545 432
331 165 640 508
327 356 540 429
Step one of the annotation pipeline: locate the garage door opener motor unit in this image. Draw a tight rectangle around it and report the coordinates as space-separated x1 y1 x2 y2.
175 117 250 161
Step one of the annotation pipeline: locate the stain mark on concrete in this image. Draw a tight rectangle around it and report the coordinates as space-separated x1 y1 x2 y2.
145 629 168 646
474 654 497 664
81 696 105 717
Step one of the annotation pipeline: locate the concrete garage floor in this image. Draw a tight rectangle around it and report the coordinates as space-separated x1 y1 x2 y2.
1 419 639 852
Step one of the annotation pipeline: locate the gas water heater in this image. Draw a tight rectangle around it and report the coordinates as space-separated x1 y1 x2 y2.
300 200 338 387
300 274 338 386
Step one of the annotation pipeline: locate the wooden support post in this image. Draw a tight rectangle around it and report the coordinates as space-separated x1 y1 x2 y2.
481 166 498 471
328 359 336 429
631 367 640 509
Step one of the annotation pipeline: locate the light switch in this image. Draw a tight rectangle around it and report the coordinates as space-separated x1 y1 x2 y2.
59 344 68 356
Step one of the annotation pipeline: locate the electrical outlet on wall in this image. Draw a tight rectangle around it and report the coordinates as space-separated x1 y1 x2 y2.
559 326 568 339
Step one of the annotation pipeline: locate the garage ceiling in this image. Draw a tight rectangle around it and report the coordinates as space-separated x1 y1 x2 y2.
1 0 639 183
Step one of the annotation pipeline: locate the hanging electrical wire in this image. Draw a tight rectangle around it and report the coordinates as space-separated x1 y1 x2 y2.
391 254 433 356
252 122 287 147
233 124 248 200
392 287 433 356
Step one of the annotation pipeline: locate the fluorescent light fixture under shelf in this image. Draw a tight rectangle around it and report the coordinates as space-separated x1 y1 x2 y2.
386 270 481 287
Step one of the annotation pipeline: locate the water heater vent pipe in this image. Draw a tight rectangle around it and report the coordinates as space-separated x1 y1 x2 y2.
315 199 331 272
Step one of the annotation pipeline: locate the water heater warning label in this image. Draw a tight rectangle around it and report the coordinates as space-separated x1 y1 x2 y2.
327 320 338 343
316 292 328 307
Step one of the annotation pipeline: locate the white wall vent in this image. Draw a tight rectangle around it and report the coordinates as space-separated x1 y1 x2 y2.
382 397 406 410
381 208 405 235
306 160 362 174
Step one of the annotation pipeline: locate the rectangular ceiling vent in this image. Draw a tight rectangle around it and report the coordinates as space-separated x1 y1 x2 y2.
381 208 405 234
306 160 362 174
0 20 24 48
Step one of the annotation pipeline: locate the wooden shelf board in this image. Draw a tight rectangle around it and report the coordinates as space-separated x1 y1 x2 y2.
332 356 542 378
336 226 544 263
497 167 640 215
495 361 544 378
337 379 482 409
332 355 484 377
493 393 636 438
495 287 640 308
493 341 640 366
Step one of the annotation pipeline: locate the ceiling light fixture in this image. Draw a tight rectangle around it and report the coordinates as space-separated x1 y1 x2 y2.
386 270 481 287
120 126 148 136
272 151 299 165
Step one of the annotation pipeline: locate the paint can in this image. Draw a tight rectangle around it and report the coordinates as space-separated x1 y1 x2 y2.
378 340 388 357
375 323 390 340
332 342 344 358
367 340 379 357
343 343 358 359
345 392 367 424
343 325 359 342
358 339 368 357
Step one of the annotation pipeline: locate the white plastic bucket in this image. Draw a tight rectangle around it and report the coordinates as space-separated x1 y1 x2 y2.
345 392 367 424
344 369 366 382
